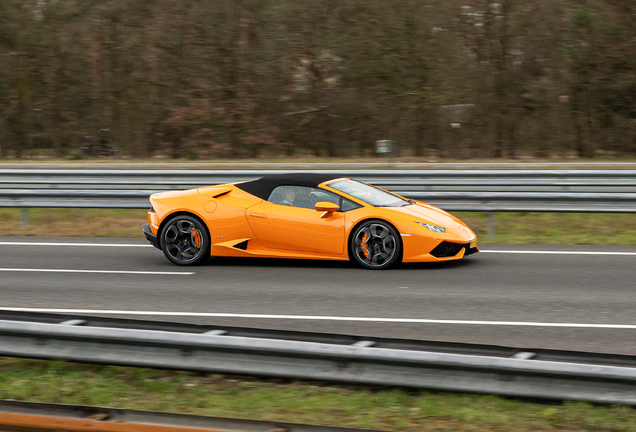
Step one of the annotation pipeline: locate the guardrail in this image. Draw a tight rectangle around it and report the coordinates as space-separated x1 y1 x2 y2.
3 309 631 365
4 168 636 190
2 168 636 236
3 168 636 206
0 312 635 405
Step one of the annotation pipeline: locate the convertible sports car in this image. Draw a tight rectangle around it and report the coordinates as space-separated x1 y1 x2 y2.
142 173 478 269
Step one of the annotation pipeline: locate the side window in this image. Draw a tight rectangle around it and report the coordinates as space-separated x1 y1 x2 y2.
268 186 315 209
341 197 362 212
268 186 347 211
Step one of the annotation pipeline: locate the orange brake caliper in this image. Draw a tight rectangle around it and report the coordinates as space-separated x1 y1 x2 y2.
191 229 202 248
361 233 370 259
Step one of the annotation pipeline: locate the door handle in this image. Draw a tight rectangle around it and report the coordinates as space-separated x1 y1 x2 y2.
249 213 268 219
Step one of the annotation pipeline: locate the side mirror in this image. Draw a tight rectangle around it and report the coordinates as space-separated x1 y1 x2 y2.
315 201 339 218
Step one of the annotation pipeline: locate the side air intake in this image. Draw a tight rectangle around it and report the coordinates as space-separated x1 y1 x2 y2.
234 240 248 250
430 241 467 258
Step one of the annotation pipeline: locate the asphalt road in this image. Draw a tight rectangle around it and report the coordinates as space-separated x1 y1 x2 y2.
1 236 635 355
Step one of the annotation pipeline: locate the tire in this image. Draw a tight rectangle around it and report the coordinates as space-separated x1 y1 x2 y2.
160 215 210 266
349 219 402 269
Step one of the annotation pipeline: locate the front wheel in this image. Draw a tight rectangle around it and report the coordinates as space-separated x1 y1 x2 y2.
350 220 401 269
160 215 210 266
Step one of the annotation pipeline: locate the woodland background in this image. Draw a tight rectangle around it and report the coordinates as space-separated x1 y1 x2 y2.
0 0 635 159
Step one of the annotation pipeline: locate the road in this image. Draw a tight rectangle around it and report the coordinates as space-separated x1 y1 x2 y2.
1 236 635 355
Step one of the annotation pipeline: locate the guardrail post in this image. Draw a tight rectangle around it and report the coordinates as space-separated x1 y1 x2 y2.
21 208 30 228
487 212 495 240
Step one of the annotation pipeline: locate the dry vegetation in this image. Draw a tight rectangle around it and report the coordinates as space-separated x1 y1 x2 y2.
0 0 635 160
0 208 146 238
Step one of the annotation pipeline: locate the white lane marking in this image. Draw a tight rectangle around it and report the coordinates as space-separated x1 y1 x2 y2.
481 250 636 256
0 269 193 275
0 308 634 329
0 242 151 247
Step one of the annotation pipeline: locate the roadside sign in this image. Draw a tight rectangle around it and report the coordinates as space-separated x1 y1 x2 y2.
375 140 393 154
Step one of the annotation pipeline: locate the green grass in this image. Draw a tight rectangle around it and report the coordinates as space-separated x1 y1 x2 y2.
2 208 636 245
455 212 636 245
1 358 635 431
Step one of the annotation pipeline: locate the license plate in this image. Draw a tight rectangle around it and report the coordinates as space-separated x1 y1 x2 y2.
470 240 477 249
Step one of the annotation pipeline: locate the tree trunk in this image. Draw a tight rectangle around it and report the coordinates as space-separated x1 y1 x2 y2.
91 16 104 139
146 37 160 157
323 112 335 157
493 112 504 158
414 105 427 157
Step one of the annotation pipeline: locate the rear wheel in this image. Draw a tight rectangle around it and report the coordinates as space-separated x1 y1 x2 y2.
350 219 401 269
160 215 210 266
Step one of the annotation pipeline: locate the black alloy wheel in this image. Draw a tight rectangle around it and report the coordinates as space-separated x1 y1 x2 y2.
160 215 210 266
350 219 401 269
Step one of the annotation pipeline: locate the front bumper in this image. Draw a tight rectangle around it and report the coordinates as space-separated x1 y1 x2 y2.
402 235 479 263
430 241 479 258
142 223 160 249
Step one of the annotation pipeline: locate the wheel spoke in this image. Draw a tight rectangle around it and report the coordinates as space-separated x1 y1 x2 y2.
167 244 182 260
176 221 194 234
182 246 199 258
174 242 187 256
382 235 395 252
377 251 390 260
370 224 389 239
164 225 179 243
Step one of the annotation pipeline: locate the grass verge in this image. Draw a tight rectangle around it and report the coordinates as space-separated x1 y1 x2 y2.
1 358 635 432
2 208 636 245
0 208 147 238
456 212 636 245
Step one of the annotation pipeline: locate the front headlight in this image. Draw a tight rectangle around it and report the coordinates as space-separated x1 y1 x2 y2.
415 221 446 233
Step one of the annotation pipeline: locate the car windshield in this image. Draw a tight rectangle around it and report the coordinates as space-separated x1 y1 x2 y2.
328 179 410 207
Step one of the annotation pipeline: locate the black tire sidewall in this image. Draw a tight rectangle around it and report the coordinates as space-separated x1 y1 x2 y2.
160 215 210 266
349 219 402 270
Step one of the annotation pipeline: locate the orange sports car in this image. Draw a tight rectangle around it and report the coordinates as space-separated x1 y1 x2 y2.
142 173 478 269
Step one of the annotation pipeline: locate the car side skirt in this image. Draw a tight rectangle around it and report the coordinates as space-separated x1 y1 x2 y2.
210 243 349 261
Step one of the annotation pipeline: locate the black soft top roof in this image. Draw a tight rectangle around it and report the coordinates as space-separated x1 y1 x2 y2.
236 173 344 200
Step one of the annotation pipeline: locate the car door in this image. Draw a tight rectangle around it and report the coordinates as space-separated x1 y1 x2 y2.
246 186 345 255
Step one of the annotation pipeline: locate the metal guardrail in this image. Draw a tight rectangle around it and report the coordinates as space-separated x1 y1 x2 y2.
2 168 636 213
1 312 635 405
2 310 633 365
0 400 383 432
